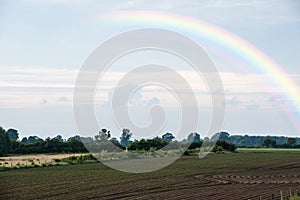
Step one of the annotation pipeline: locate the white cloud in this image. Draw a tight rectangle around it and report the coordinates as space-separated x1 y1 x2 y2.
1 66 299 110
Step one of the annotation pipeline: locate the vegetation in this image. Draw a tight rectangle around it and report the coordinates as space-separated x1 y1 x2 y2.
212 132 300 148
120 128 132 148
1 126 300 157
128 137 168 151
237 148 300 152
0 127 10 156
10 137 88 155
212 140 237 153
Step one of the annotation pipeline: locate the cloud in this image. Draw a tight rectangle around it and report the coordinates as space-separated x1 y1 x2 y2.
225 97 241 106
58 96 69 102
246 103 260 110
268 95 282 103
40 99 48 104
0 66 77 89
147 97 160 106
1 65 300 110
0 66 76 108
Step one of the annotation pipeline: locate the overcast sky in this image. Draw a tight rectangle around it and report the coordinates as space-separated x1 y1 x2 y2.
0 0 300 140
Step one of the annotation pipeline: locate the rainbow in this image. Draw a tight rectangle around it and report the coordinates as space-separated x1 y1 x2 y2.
97 11 300 133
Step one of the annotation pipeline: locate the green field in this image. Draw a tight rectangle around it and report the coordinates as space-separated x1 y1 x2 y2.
237 148 300 152
1 151 300 199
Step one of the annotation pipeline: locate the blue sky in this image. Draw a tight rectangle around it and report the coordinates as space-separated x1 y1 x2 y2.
0 0 300 140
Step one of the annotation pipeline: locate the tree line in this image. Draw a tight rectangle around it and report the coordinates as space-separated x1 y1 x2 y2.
214 132 300 148
0 127 87 156
2 126 298 156
1 126 233 156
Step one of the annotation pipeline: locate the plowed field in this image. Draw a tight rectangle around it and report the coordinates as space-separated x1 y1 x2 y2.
1 151 300 199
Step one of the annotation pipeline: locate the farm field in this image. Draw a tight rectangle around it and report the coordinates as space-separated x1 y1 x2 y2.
1 151 300 199
237 148 300 152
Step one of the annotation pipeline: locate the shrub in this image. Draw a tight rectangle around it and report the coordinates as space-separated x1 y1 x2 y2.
213 140 236 152
212 145 224 153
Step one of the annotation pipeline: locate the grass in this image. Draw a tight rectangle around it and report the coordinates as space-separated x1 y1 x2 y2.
1 151 300 199
237 148 300 152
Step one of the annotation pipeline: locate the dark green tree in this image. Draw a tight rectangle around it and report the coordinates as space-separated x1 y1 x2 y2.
27 136 42 144
212 140 236 152
67 137 87 153
7 129 19 141
262 138 277 148
21 137 28 144
287 137 296 146
0 127 10 156
120 128 132 148
55 135 64 142
162 132 175 142
128 137 168 151
211 131 230 142
95 129 111 141
187 132 201 142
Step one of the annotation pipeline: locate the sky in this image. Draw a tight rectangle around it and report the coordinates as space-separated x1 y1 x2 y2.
0 0 300 140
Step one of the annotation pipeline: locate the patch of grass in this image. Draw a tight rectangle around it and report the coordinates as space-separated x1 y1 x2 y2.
237 148 300 153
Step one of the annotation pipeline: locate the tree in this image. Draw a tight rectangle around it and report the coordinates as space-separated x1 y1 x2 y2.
21 137 28 144
7 129 19 141
187 132 201 142
219 132 230 141
287 137 296 146
211 131 230 142
68 135 81 142
54 135 63 142
95 129 111 141
80 137 93 143
162 132 175 143
0 127 10 156
47 138 64 153
110 137 118 143
128 137 168 151
109 138 125 151
212 140 236 152
67 138 87 153
120 128 132 148
262 138 277 148
27 136 42 144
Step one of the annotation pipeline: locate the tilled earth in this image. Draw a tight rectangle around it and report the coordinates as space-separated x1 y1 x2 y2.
1 152 300 200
